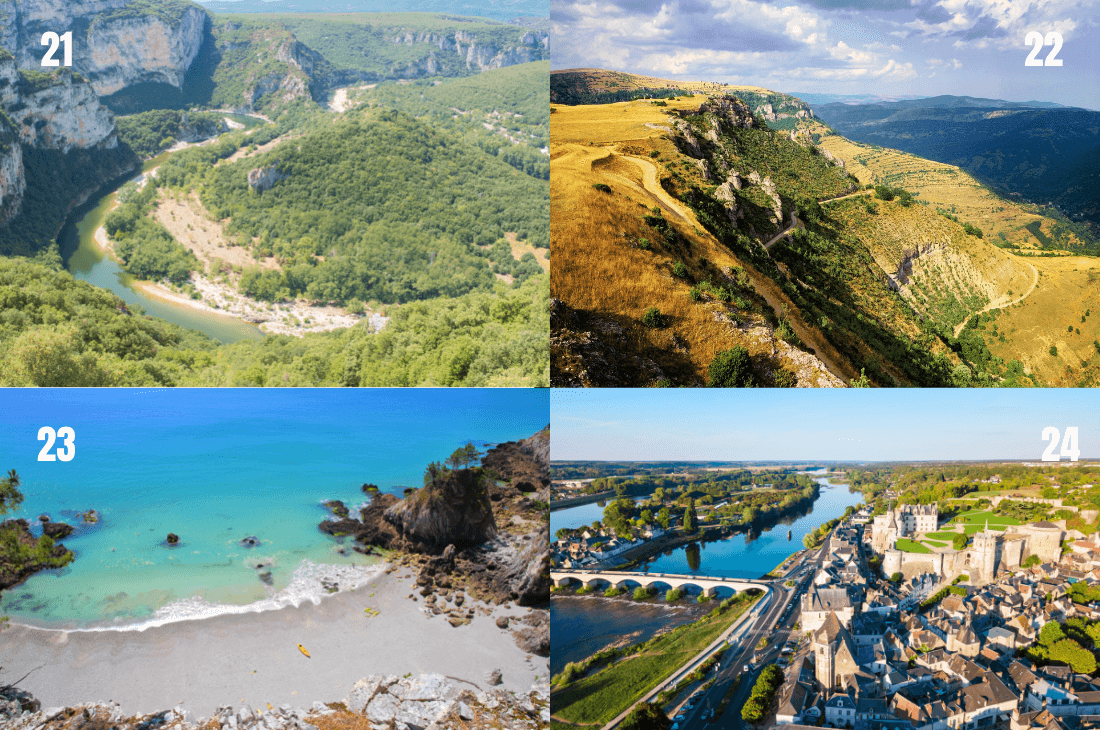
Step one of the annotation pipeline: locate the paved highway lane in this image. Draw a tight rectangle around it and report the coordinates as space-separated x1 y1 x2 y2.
670 540 832 730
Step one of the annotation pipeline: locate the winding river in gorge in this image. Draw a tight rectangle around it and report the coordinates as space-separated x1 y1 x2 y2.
56 119 268 343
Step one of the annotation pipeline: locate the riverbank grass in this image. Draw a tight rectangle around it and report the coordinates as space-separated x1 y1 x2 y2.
550 590 762 726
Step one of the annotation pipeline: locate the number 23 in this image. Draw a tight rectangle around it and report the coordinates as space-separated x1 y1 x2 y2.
38 426 75 462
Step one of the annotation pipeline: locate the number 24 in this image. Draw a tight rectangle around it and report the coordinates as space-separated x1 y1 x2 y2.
1025 31 1063 67
1042 426 1078 462
38 426 75 462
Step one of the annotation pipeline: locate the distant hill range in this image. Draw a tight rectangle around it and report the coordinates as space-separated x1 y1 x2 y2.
812 95 1100 229
195 0 547 22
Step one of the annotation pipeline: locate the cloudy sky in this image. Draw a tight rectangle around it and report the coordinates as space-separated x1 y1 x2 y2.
552 0 1100 108
551 389 1100 461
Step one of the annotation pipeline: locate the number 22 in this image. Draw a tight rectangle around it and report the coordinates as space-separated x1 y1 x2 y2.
1025 31 1063 67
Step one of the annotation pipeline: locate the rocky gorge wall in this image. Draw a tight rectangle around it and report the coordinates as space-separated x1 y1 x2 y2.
0 0 206 96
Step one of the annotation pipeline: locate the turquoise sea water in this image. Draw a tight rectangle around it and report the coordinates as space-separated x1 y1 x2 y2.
0 389 548 630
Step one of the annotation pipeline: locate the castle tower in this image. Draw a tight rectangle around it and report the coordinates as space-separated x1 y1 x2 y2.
883 549 902 577
973 529 998 582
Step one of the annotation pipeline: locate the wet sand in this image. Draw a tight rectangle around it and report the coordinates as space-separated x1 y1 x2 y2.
0 568 544 719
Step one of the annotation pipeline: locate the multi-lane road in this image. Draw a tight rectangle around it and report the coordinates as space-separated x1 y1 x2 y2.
668 538 833 730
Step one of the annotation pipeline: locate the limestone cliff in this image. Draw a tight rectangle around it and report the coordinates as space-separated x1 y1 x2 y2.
0 112 24 225
0 0 206 96
0 54 135 246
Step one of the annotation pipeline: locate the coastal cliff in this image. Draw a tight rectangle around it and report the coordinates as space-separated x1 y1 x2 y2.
0 0 206 96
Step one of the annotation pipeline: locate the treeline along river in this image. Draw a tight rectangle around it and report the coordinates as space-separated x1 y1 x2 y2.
550 473 863 673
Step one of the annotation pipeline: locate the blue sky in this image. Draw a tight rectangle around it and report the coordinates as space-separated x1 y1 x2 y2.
552 0 1100 108
551 389 1100 461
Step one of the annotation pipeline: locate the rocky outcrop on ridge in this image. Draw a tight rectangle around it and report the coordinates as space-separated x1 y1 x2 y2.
0 675 550 730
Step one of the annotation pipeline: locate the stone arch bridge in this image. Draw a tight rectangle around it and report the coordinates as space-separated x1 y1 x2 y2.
551 569 772 597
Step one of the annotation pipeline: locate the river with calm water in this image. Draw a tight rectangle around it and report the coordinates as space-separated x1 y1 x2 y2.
550 471 863 673
56 120 269 343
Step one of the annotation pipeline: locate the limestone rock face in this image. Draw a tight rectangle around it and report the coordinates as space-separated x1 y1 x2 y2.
247 164 286 192
392 29 549 73
8 71 118 153
384 468 497 553
0 117 25 225
698 94 759 131
0 0 206 97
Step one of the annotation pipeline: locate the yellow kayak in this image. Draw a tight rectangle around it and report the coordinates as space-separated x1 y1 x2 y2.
298 643 311 658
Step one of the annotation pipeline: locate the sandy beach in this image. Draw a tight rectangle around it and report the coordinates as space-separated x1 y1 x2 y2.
0 567 545 719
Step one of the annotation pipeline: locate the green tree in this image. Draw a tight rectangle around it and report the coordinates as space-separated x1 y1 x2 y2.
684 498 697 533
890 572 903 583
1040 621 1066 646
657 507 671 530
1023 554 1042 568
0 470 23 516
952 533 969 550
708 347 754 387
620 702 672 730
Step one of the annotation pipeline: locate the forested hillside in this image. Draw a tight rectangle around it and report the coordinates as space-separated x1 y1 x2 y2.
0 258 547 386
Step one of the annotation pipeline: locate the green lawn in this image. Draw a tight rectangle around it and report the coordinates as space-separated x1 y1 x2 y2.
551 592 762 725
923 539 948 547
956 510 1021 525
961 523 1008 534
897 538 933 554
927 530 962 539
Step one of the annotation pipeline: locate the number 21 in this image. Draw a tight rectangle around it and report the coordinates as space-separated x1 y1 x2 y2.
40 31 73 68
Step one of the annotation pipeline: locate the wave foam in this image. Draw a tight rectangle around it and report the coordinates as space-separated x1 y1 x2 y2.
34 559 387 633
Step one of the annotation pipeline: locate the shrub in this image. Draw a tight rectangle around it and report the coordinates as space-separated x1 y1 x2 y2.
689 287 702 302
642 307 665 328
890 572 903 583
708 347 754 387
649 150 660 158
1050 345 1059 357
592 183 612 193
638 237 651 250
633 586 654 600
772 369 797 388
666 587 683 601
672 262 689 279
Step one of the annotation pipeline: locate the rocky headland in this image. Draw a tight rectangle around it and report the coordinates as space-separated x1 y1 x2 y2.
317 427 551 657
0 519 75 592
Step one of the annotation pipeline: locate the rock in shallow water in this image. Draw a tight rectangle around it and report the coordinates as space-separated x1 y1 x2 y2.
167 533 180 545
240 536 261 547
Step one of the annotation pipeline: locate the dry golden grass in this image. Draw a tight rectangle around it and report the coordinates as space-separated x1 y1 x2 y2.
551 100 848 385
986 256 1100 383
827 196 1034 328
819 135 1086 251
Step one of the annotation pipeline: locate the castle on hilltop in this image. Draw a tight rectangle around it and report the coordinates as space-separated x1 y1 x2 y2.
871 504 938 551
869 503 1065 584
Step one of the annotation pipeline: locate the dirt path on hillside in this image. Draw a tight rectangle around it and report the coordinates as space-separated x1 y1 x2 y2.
764 213 803 250
609 151 693 223
600 149 852 384
952 259 1040 337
